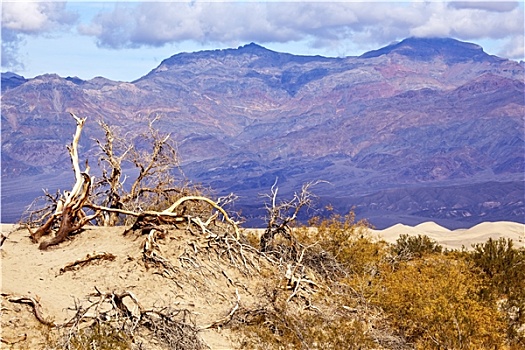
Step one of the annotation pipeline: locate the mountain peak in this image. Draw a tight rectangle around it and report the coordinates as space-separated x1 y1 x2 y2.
361 37 501 63
236 42 271 52
152 43 276 70
1 72 28 92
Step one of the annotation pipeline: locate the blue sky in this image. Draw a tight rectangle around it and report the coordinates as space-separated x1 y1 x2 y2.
2 1 524 82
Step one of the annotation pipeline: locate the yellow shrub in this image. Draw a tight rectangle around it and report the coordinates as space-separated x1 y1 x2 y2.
308 212 386 274
374 256 506 349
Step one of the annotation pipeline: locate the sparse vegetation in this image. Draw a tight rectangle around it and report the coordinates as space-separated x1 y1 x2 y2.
67 322 131 350
230 212 524 349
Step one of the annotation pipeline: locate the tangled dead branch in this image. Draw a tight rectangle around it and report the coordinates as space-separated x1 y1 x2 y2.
26 114 241 252
4 289 210 350
285 243 320 303
138 219 263 286
93 116 189 226
200 289 241 330
141 307 207 350
121 195 241 241
260 180 322 253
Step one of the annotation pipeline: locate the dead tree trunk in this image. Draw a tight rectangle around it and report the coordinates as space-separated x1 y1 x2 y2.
30 113 98 250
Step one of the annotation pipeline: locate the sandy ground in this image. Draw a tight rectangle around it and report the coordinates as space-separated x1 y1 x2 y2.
0 224 263 349
1 221 524 349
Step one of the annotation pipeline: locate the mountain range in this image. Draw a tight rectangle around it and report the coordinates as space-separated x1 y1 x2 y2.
1 37 524 228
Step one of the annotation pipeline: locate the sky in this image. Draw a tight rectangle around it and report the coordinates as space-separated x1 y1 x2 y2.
2 1 524 82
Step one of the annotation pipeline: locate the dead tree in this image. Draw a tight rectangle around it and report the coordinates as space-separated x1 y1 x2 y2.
29 113 99 249
125 117 182 203
259 180 321 253
93 116 189 226
94 120 129 226
28 113 240 250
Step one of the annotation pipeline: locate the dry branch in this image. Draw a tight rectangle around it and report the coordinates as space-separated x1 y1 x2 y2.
94 115 185 223
0 334 27 345
142 228 179 275
7 295 57 327
286 243 319 302
162 195 240 239
87 194 239 239
94 120 130 226
260 180 322 253
58 288 207 350
200 289 241 330
58 252 116 275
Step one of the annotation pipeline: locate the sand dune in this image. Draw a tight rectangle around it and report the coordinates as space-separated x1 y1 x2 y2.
371 221 525 250
414 221 450 232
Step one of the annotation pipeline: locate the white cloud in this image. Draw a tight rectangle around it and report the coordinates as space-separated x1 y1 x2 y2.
2 2 77 33
78 4 138 48
447 1 519 13
409 1 524 49
499 35 525 59
3 1 524 73
78 2 421 50
2 2 51 32
78 1 523 57
1 2 78 70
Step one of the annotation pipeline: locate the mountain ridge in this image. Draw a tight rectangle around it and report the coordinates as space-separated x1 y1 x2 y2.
1 37 524 228
360 37 502 63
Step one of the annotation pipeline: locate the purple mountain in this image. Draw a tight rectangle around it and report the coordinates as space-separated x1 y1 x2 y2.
2 37 524 228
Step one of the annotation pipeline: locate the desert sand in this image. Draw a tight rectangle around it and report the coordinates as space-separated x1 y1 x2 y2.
1 224 261 349
370 221 525 250
1 221 524 349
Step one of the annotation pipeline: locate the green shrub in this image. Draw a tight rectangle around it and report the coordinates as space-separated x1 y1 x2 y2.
471 238 524 294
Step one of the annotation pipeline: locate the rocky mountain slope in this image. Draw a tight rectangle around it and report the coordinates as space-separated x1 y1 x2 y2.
2 37 524 228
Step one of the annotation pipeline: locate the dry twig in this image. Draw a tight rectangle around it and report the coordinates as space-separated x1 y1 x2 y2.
58 252 116 275
0 334 27 345
200 289 241 330
260 179 324 253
